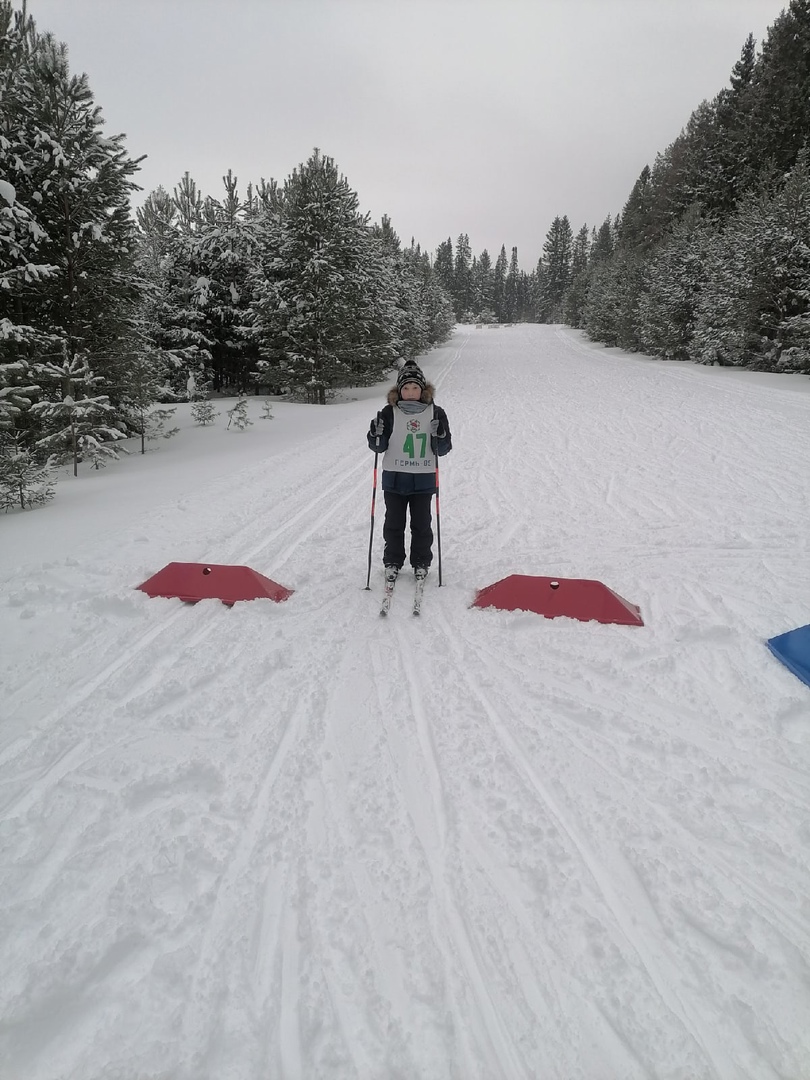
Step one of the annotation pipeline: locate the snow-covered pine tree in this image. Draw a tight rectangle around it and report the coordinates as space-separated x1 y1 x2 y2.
768 157 810 370
136 178 215 398
250 149 396 403
705 35 758 216
191 396 219 425
432 238 454 302
689 226 752 367
0 171 58 358
530 258 547 323
406 244 454 347
618 166 657 251
123 348 179 453
692 156 810 371
492 245 508 322
563 224 591 327
637 206 709 361
340 215 400 386
188 172 261 394
539 217 573 323
31 355 127 475
745 2 810 183
504 247 520 323
226 397 252 431
472 248 495 322
368 216 415 363
582 249 644 350
591 217 615 263
0 360 39 434
0 2 59 422
135 187 192 398
0 3 143 418
453 234 473 320
0 437 55 510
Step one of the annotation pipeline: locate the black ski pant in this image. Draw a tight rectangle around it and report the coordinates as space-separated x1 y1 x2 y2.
383 491 434 569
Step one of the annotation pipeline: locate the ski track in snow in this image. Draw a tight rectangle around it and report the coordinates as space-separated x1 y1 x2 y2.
2 327 810 1080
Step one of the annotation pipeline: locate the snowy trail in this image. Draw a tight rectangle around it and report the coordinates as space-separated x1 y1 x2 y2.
2 326 810 1080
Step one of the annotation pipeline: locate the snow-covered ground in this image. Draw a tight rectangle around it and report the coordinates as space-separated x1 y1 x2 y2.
2 325 810 1080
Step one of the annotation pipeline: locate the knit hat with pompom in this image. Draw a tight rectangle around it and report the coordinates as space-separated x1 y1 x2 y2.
396 363 426 392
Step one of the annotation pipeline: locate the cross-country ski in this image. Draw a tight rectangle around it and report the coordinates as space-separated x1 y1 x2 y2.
413 566 428 615
379 565 398 616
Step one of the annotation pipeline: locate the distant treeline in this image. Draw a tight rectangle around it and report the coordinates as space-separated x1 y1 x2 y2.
437 0 810 374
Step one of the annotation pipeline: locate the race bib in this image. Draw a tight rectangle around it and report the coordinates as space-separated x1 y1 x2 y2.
382 405 435 473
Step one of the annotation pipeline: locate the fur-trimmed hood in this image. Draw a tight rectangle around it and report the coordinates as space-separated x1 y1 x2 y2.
387 383 436 406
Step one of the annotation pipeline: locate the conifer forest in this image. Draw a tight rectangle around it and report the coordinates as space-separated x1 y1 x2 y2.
1 0 809 501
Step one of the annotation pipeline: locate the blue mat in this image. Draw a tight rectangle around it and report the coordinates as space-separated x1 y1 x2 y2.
766 623 810 689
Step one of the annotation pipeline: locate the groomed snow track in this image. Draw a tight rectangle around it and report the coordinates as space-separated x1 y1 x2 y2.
2 327 809 1080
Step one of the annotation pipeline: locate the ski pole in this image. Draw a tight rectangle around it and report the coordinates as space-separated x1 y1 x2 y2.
365 447 379 590
435 452 443 587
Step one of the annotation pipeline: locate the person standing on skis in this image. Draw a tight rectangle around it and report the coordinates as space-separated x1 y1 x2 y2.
367 361 452 583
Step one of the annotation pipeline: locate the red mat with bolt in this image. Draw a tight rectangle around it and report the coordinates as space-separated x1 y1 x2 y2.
137 562 293 605
472 575 643 626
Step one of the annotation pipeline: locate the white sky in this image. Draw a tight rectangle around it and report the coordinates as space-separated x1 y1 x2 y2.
26 0 786 268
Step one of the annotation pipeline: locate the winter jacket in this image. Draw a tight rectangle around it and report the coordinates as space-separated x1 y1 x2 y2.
367 383 452 495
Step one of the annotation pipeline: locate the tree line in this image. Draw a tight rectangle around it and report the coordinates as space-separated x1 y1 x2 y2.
575 0 810 374
0 1 454 506
3 0 809 508
436 0 810 374
136 161 453 407
427 218 585 326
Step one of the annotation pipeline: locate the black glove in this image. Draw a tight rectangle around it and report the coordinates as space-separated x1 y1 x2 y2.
430 418 444 437
373 414 385 437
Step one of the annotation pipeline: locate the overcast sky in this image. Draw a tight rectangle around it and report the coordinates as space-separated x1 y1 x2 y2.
27 0 786 268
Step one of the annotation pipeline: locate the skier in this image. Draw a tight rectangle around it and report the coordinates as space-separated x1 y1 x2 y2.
367 362 452 588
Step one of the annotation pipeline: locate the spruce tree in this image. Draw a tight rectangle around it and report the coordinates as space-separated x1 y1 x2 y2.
709 34 759 213
189 172 261 393
0 2 58 363
637 206 709 360
563 224 590 327
619 166 656 250
250 150 396 403
693 157 810 371
136 183 214 397
504 247 520 322
746 2 810 180
591 217 615 263
473 249 495 321
0 438 55 510
453 234 473 319
540 216 573 322
0 360 39 434
31 355 127 475
433 239 454 299
583 251 644 350
123 349 179 453
191 397 219 425
409 245 454 344
492 245 508 322
1 0 143 451
226 398 252 431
